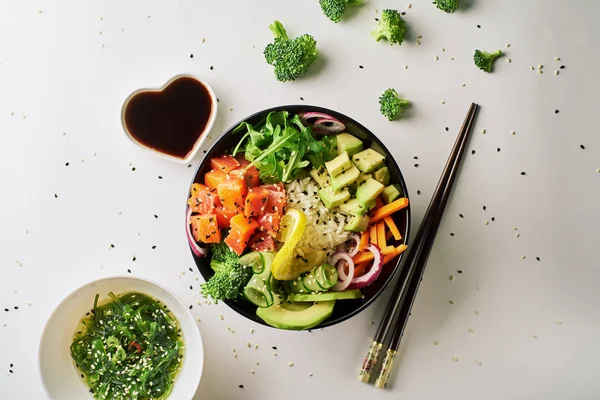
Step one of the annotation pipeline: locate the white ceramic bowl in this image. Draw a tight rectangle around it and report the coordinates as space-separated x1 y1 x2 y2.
121 73 218 164
39 276 203 400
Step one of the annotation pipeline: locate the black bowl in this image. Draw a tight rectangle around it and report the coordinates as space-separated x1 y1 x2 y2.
187 105 411 329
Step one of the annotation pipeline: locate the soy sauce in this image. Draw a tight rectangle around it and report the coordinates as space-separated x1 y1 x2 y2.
124 76 213 159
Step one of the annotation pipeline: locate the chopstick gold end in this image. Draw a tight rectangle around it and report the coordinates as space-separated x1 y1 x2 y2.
374 349 397 389
357 341 383 383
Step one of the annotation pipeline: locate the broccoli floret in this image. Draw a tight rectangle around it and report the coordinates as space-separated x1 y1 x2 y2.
264 21 319 82
201 242 252 303
320 0 364 23
434 0 460 13
473 49 503 73
379 89 410 121
371 9 406 46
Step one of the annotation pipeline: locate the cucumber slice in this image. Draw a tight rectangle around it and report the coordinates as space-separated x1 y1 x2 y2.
287 277 308 294
315 264 338 290
239 252 265 274
244 286 270 308
289 290 362 302
302 270 322 293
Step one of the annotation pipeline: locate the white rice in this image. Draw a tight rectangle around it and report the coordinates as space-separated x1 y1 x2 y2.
285 177 350 254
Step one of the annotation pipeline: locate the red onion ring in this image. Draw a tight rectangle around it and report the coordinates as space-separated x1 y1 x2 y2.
299 111 337 125
348 244 383 289
312 118 346 134
347 233 361 257
186 207 208 257
330 252 355 291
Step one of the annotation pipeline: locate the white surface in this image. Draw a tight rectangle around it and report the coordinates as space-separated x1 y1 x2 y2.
1 1 600 399
39 276 203 400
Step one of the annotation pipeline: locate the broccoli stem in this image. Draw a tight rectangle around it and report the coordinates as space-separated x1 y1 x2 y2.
269 21 289 40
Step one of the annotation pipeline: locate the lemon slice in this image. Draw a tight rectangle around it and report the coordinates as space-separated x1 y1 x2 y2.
291 248 327 277
272 209 307 280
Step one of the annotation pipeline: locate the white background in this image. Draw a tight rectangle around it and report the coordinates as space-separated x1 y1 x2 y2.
1 1 600 399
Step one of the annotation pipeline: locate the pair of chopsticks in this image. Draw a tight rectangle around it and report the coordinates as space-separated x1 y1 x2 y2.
358 103 480 388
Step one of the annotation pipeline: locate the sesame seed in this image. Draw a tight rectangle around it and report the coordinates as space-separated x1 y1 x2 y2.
554 57 560 61
515 233 520 238
288 362 294 367
554 70 559 75
453 357 459 362
434 341 439 346
434 55 438 61
507 58 511 63
538 64 543 69
481 129 486 134
505 43 510 48
308 372 313 377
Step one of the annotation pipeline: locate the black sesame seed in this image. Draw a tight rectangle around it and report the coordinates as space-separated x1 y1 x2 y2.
417 190 421 195
401 11 406 15
445 127 449 131
300 97 304 101
555 109 559 114
4 309 8 312
239 385 244 389
158 175 163 179
536 257 540 261
152 245 156 249
580 144 585 150
560 65 565 69
127 269 131 273
54 194 58 198
359 65 364 69
110 244 115 248
375 18 379 21
471 150 476 155
491 217 495 221
520 172 526 176
450 233 455 236
132 256 136 261
189 305 193 309
497 148 501 152
188 164 192 168
131 167 136 171
413 156 418 160
13 306 18 310
483 206 486 210
190 54 193 58
210 66 214 70
477 24 481 28
459 214 464 218
189 267 193 272
457 270 463 274
189 285 193 290
203 150 207 154
9 370 13 373
154 214 158 218
414 164 419 167
10 363 13 368
65 162 69 166
272 346 277 350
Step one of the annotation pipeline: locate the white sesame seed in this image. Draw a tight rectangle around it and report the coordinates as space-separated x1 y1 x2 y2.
407 3 412 9
538 69 543 74
416 40 421 46
505 43 510 48
554 57 560 61
469 328 475 333
511 130 516 135
441 101 445 104
484 221 489 225
308 373 313 377
254 344 258 349
554 70 559 75
515 233 520 238
404 65 408 69
461 83 466 87
530 66 535 70
249 328 254 334
507 58 511 63
481 129 486 134
250 370 255 374
538 64 543 69
434 55 439 61
453 357 459 362
288 362 294 367
521 255 526 259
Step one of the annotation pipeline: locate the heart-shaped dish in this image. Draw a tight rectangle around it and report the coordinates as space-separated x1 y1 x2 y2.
121 74 218 164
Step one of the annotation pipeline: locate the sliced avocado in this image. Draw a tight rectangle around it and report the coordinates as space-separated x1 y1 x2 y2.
356 178 385 206
373 166 390 186
338 199 368 216
256 301 336 330
331 164 360 192
309 167 330 189
319 187 351 209
345 214 370 232
325 151 352 177
382 184 402 204
289 290 362 302
336 133 364 157
352 148 386 173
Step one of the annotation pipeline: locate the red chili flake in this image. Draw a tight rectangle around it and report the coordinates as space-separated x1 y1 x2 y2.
128 341 142 353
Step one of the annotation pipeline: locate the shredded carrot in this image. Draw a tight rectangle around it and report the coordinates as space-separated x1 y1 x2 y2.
382 244 408 265
384 216 401 240
375 196 384 209
371 198 409 223
354 261 370 278
370 225 378 245
359 230 369 251
386 230 393 241
377 221 386 249
352 245 402 264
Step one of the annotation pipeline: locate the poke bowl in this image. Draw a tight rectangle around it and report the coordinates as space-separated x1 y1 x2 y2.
186 105 411 330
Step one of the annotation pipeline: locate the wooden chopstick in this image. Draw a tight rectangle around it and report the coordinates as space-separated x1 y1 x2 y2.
357 103 479 385
372 103 479 388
